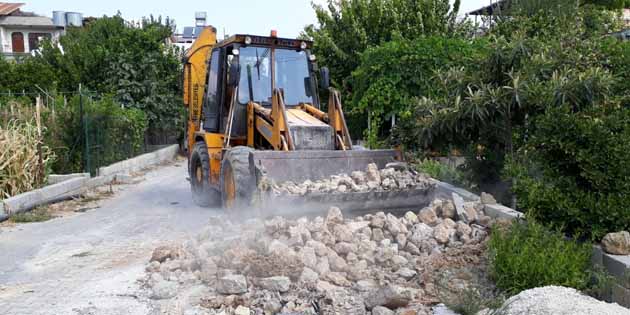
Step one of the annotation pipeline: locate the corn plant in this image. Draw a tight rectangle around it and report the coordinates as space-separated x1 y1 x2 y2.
0 119 54 199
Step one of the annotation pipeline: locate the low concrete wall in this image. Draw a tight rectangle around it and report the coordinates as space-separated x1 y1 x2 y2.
2 177 89 215
0 145 180 221
98 144 179 177
47 173 90 185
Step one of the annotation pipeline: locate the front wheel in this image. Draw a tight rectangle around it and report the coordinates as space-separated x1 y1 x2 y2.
220 146 255 210
189 141 220 207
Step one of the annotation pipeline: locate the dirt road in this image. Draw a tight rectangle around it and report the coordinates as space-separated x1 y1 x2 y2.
0 161 217 315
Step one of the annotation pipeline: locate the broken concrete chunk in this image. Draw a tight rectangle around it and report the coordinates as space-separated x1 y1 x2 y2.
151 245 181 263
150 279 177 299
299 267 319 286
319 288 367 315
325 207 344 227
258 276 291 293
372 306 395 315
365 285 414 309
418 207 438 226
216 274 248 295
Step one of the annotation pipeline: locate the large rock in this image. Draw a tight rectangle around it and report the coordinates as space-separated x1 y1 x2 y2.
319 289 366 315
233 306 251 315
365 285 414 309
452 193 467 221
418 207 438 226
216 274 248 294
372 306 395 315
334 242 357 256
259 276 291 293
325 207 344 228
299 267 319 286
385 214 408 235
434 223 455 245
602 231 630 255
329 252 348 272
151 245 181 263
370 212 387 228
299 246 318 269
199 259 218 283
366 163 381 180
332 225 354 243
461 202 479 223
404 211 418 225
151 280 177 299
441 201 456 219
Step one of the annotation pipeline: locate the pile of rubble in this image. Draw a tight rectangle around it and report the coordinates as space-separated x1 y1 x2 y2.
266 163 435 196
144 196 501 315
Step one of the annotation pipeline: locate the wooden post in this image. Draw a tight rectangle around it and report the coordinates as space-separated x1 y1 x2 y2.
35 96 44 185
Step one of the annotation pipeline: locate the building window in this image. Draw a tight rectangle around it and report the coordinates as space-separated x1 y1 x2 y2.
28 33 52 52
11 32 25 53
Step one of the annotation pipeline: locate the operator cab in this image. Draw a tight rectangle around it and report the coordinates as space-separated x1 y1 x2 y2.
202 32 326 138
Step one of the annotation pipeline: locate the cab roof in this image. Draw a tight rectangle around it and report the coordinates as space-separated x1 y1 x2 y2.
216 34 313 50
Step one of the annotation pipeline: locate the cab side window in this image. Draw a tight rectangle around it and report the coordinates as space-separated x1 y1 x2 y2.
204 49 221 132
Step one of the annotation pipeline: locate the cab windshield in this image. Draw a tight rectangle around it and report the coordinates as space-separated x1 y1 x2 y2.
238 47 312 106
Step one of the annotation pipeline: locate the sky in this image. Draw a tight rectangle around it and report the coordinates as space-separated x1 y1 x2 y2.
18 0 490 38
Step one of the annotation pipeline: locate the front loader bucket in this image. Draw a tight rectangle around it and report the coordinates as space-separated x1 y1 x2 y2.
249 150 436 215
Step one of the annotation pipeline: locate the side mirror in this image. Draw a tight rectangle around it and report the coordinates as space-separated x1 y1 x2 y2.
228 63 241 87
319 67 330 90
304 77 312 97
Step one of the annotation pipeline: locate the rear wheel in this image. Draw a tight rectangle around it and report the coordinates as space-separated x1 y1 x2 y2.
220 146 255 210
190 141 220 207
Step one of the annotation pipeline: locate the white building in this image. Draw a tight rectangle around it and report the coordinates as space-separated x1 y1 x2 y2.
171 12 210 51
0 2 64 59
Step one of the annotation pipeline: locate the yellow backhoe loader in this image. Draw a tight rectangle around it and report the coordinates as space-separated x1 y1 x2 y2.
183 27 426 212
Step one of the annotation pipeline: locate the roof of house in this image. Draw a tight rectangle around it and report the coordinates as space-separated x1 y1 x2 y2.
0 15 59 28
0 2 24 16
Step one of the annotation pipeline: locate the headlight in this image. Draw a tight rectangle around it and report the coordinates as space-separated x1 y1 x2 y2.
245 36 252 45
300 41 308 50
232 48 240 56
309 54 317 61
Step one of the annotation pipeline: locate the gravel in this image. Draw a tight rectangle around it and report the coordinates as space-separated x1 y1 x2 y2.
500 286 630 315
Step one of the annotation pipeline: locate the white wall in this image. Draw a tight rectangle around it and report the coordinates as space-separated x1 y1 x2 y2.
0 26 62 54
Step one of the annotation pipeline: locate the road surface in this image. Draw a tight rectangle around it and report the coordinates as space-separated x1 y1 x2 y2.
0 161 217 315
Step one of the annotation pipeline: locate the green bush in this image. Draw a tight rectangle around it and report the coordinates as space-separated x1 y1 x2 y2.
507 106 630 240
50 95 148 174
351 37 489 145
489 220 592 294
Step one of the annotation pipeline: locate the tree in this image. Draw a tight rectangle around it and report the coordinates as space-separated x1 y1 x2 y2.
302 0 462 94
39 15 182 142
391 5 630 239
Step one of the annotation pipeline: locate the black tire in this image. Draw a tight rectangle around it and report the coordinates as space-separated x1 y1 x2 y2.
189 141 220 207
220 146 256 210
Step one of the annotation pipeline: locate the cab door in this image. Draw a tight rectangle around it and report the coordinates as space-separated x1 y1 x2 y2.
204 49 223 133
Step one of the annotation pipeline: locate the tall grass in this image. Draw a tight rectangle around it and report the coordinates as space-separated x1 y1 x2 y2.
0 119 54 198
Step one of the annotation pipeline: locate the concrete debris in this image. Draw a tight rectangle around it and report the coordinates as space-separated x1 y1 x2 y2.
498 286 630 315
144 198 494 314
216 275 248 295
269 164 435 196
151 245 182 263
365 285 414 309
